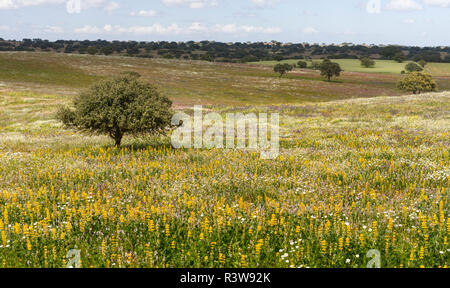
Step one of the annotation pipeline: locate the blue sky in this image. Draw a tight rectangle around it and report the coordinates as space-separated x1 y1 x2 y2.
0 0 449 46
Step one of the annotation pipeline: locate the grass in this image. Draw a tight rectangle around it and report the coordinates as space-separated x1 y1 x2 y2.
0 53 449 268
0 52 415 105
254 58 450 76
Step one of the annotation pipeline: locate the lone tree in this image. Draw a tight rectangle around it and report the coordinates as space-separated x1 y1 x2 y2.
393 52 406 63
320 59 342 81
360 57 375 68
274 55 284 62
57 75 173 147
311 61 322 70
274 63 293 78
297 60 307 68
405 62 424 73
397 72 437 94
418 60 427 68
101 46 113 56
87 46 98 55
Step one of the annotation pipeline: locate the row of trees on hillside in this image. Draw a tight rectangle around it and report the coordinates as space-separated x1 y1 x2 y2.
274 59 342 81
1 38 449 63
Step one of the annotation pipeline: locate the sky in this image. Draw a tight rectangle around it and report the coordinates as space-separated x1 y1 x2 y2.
0 0 449 46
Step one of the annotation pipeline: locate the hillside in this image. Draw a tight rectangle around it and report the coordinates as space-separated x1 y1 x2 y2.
0 52 448 268
1 52 449 107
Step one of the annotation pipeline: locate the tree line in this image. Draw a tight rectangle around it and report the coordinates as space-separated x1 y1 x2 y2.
1 38 449 63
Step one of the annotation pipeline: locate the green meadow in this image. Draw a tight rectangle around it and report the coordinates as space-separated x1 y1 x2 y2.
0 52 448 268
254 58 450 75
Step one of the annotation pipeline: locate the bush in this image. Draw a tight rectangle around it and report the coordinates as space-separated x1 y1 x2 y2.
418 60 427 68
57 75 173 147
273 63 293 77
297 61 307 68
87 46 98 55
397 72 438 94
320 59 342 81
310 61 322 70
101 46 113 56
393 52 406 63
360 57 375 68
274 55 284 62
405 62 423 73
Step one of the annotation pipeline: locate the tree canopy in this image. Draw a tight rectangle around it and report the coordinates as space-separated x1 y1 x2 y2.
57 75 173 147
405 62 424 73
397 72 437 94
274 63 293 78
320 59 342 81
360 57 375 68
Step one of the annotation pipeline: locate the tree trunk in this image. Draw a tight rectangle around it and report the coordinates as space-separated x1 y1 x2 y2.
114 136 122 147
112 127 123 148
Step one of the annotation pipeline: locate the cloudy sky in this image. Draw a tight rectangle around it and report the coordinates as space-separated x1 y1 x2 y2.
0 0 449 46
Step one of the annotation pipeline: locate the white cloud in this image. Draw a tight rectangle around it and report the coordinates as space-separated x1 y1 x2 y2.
386 0 423 11
74 25 103 34
423 0 450 7
74 23 282 36
0 0 65 9
130 10 158 17
251 0 280 7
0 0 119 11
303 27 319 34
104 1 119 12
43 25 64 33
402 18 416 23
162 0 218 9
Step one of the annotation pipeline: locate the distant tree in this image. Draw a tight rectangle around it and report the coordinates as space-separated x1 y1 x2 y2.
360 57 375 68
418 60 427 68
320 59 342 81
393 52 406 63
381 45 402 59
397 72 437 94
200 54 213 61
297 60 307 68
274 55 284 62
310 61 322 70
405 62 424 73
101 46 113 56
87 46 98 55
274 63 293 78
57 75 173 147
120 71 141 78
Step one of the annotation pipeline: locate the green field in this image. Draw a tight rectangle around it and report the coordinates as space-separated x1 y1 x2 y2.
254 58 450 76
0 52 449 268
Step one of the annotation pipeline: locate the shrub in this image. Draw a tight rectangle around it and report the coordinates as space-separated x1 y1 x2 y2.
393 52 406 63
57 75 173 147
310 61 322 70
274 63 293 78
274 55 284 62
360 57 375 68
320 59 342 81
87 46 98 55
397 72 438 94
297 61 307 68
101 46 113 56
405 62 423 73
418 60 427 68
